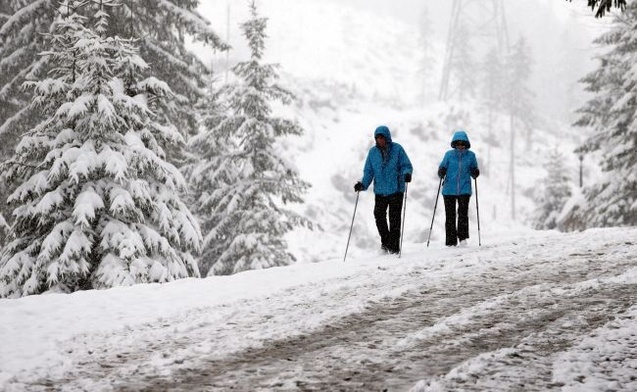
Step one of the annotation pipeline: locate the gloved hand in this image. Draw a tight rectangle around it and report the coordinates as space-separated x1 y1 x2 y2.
404 173 412 183
438 167 446 179
471 168 480 179
354 181 363 192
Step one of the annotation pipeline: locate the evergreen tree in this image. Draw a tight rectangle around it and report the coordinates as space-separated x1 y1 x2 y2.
0 0 228 231
417 5 436 106
452 25 477 101
0 1 59 227
572 2 637 227
0 0 227 149
532 148 573 230
568 0 627 18
505 36 536 149
546 29 588 123
0 0 52 145
0 213 8 246
182 76 235 277
480 47 506 120
479 47 506 175
193 0 311 276
504 35 535 220
0 1 202 298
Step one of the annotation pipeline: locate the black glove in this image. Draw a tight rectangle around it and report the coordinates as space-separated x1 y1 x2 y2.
354 181 363 192
404 173 412 183
471 168 480 179
438 167 446 179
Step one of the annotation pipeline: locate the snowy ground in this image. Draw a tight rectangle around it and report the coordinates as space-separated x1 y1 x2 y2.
1 226 637 391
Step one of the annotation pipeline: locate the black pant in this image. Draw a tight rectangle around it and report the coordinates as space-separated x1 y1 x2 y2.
374 192 403 253
443 195 470 246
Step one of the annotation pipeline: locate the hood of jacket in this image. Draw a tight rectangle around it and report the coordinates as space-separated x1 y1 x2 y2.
374 125 393 143
450 130 471 149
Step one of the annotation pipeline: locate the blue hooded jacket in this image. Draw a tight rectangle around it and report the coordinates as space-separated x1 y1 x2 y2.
439 130 479 196
361 125 413 196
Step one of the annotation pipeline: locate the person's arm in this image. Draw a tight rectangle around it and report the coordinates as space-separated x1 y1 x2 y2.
438 153 449 178
361 151 374 190
400 147 413 178
470 153 480 178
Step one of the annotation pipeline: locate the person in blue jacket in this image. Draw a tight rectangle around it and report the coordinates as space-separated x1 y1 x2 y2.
437 130 480 247
354 125 413 254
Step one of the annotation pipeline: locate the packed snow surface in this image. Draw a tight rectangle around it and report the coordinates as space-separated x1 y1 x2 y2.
1 226 636 391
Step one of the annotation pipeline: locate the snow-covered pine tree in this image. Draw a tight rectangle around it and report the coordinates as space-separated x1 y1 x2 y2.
0 213 8 246
569 0 627 18
571 2 637 227
417 5 436 106
0 0 59 227
182 75 235 277
106 0 229 164
504 35 535 220
480 47 506 126
505 36 536 150
198 0 311 276
479 47 506 176
0 0 55 144
452 25 477 101
532 147 573 230
0 0 227 153
0 0 228 230
0 1 202 298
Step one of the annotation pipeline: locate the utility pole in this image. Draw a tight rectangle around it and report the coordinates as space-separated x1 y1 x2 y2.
439 0 510 101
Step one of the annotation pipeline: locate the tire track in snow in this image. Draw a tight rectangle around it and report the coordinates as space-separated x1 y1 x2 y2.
128 246 637 391
23 236 637 391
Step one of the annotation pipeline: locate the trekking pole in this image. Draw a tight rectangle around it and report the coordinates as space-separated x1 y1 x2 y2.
398 182 409 258
426 177 443 248
475 177 482 246
343 191 361 262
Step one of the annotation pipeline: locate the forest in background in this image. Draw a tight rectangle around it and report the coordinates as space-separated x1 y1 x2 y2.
0 0 635 298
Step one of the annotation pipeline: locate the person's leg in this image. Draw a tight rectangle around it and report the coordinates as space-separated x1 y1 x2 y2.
387 192 404 253
374 195 391 251
457 195 471 242
443 196 458 246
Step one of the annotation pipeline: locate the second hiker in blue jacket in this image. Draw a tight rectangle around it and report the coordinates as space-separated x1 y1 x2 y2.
354 125 413 254
438 130 480 247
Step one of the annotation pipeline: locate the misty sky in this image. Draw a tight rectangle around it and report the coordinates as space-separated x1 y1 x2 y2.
327 0 429 25
200 0 615 122
330 0 612 121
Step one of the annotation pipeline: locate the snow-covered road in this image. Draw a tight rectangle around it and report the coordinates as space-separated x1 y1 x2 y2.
4 228 637 391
